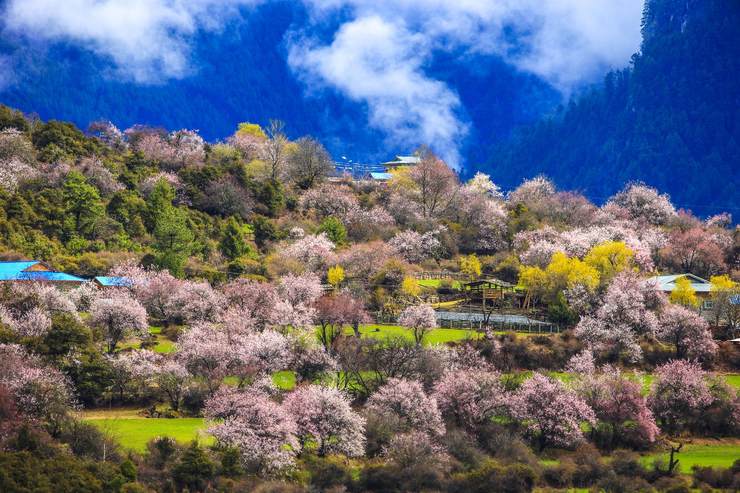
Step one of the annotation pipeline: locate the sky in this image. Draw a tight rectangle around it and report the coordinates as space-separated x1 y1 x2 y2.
0 0 644 167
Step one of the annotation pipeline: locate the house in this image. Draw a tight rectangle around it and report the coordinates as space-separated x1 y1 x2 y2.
0 261 85 287
381 155 421 170
646 273 714 310
92 276 132 288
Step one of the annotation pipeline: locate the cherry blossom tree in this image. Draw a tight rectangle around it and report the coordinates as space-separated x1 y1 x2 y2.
173 280 224 324
511 373 595 450
661 227 729 277
110 262 184 323
398 304 437 346
433 370 505 431
220 278 280 332
90 293 149 353
464 172 503 199
606 183 676 226
289 333 339 382
315 293 370 350
575 271 665 362
282 233 336 273
576 367 659 448
284 385 365 457
108 350 161 401
12 307 52 338
656 304 718 361
234 330 292 382
366 377 444 436
176 323 233 393
205 387 300 474
565 350 596 375
507 175 556 207
274 273 323 329
407 152 459 220
0 344 74 433
649 360 714 434
154 359 190 411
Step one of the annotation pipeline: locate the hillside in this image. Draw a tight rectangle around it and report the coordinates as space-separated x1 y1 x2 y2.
486 0 740 215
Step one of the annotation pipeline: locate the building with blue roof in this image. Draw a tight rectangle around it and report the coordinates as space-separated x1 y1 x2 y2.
0 260 86 286
93 276 132 288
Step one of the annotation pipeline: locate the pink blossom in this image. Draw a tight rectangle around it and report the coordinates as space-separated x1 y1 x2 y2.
154 359 190 411
565 350 596 375
15 307 52 338
433 370 504 430
576 366 659 446
284 385 365 457
512 372 595 450
398 304 437 345
220 278 280 331
176 323 233 392
575 271 665 362
657 304 717 361
282 233 336 272
507 175 556 206
173 280 225 324
649 360 714 433
205 387 300 473
274 273 323 329
0 344 75 428
607 183 676 226
90 293 149 353
366 377 445 436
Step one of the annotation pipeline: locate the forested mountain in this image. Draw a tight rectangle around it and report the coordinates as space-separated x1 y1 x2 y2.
486 0 740 216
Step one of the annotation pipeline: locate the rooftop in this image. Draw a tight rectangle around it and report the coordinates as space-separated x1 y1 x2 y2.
646 273 713 293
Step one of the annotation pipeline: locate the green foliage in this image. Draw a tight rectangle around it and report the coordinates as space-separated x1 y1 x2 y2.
62 172 104 238
318 216 347 246
220 217 252 260
153 207 194 277
172 441 215 492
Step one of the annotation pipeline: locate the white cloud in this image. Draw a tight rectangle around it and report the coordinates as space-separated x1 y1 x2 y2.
2 0 261 83
289 15 467 166
291 0 644 166
1 0 644 166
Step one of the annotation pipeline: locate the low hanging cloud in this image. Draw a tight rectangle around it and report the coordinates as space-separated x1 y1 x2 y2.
0 0 644 166
1 0 262 83
291 0 644 167
288 15 468 166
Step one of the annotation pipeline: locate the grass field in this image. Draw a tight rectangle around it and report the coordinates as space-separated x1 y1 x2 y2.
83 409 211 453
345 324 481 344
641 441 740 472
417 279 462 289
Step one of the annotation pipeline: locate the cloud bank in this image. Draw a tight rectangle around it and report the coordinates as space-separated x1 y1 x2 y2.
1 0 644 166
2 0 261 83
290 0 644 166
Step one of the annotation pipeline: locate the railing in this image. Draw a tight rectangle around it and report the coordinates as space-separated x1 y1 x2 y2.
414 271 468 280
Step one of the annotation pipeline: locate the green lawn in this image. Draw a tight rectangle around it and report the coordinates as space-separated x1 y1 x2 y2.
641 441 740 472
417 279 462 289
346 324 480 345
83 409 211 453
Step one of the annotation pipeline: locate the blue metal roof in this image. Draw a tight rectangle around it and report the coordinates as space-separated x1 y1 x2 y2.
94 276 132 287
20 271 86 282
0 261 43 280
0 261 85 282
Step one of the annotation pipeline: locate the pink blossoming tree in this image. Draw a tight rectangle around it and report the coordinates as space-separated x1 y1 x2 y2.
366 377 444 437
512 373 596 450
284 385 365 457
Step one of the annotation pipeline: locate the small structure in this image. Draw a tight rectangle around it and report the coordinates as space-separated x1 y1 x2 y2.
646 273 714 310
0 261 85 287
93 276 132 288
462 278 517 302
382 155 421 170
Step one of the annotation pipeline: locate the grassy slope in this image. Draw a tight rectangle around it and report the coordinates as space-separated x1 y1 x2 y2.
83 409 211 453
641 440 740 472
